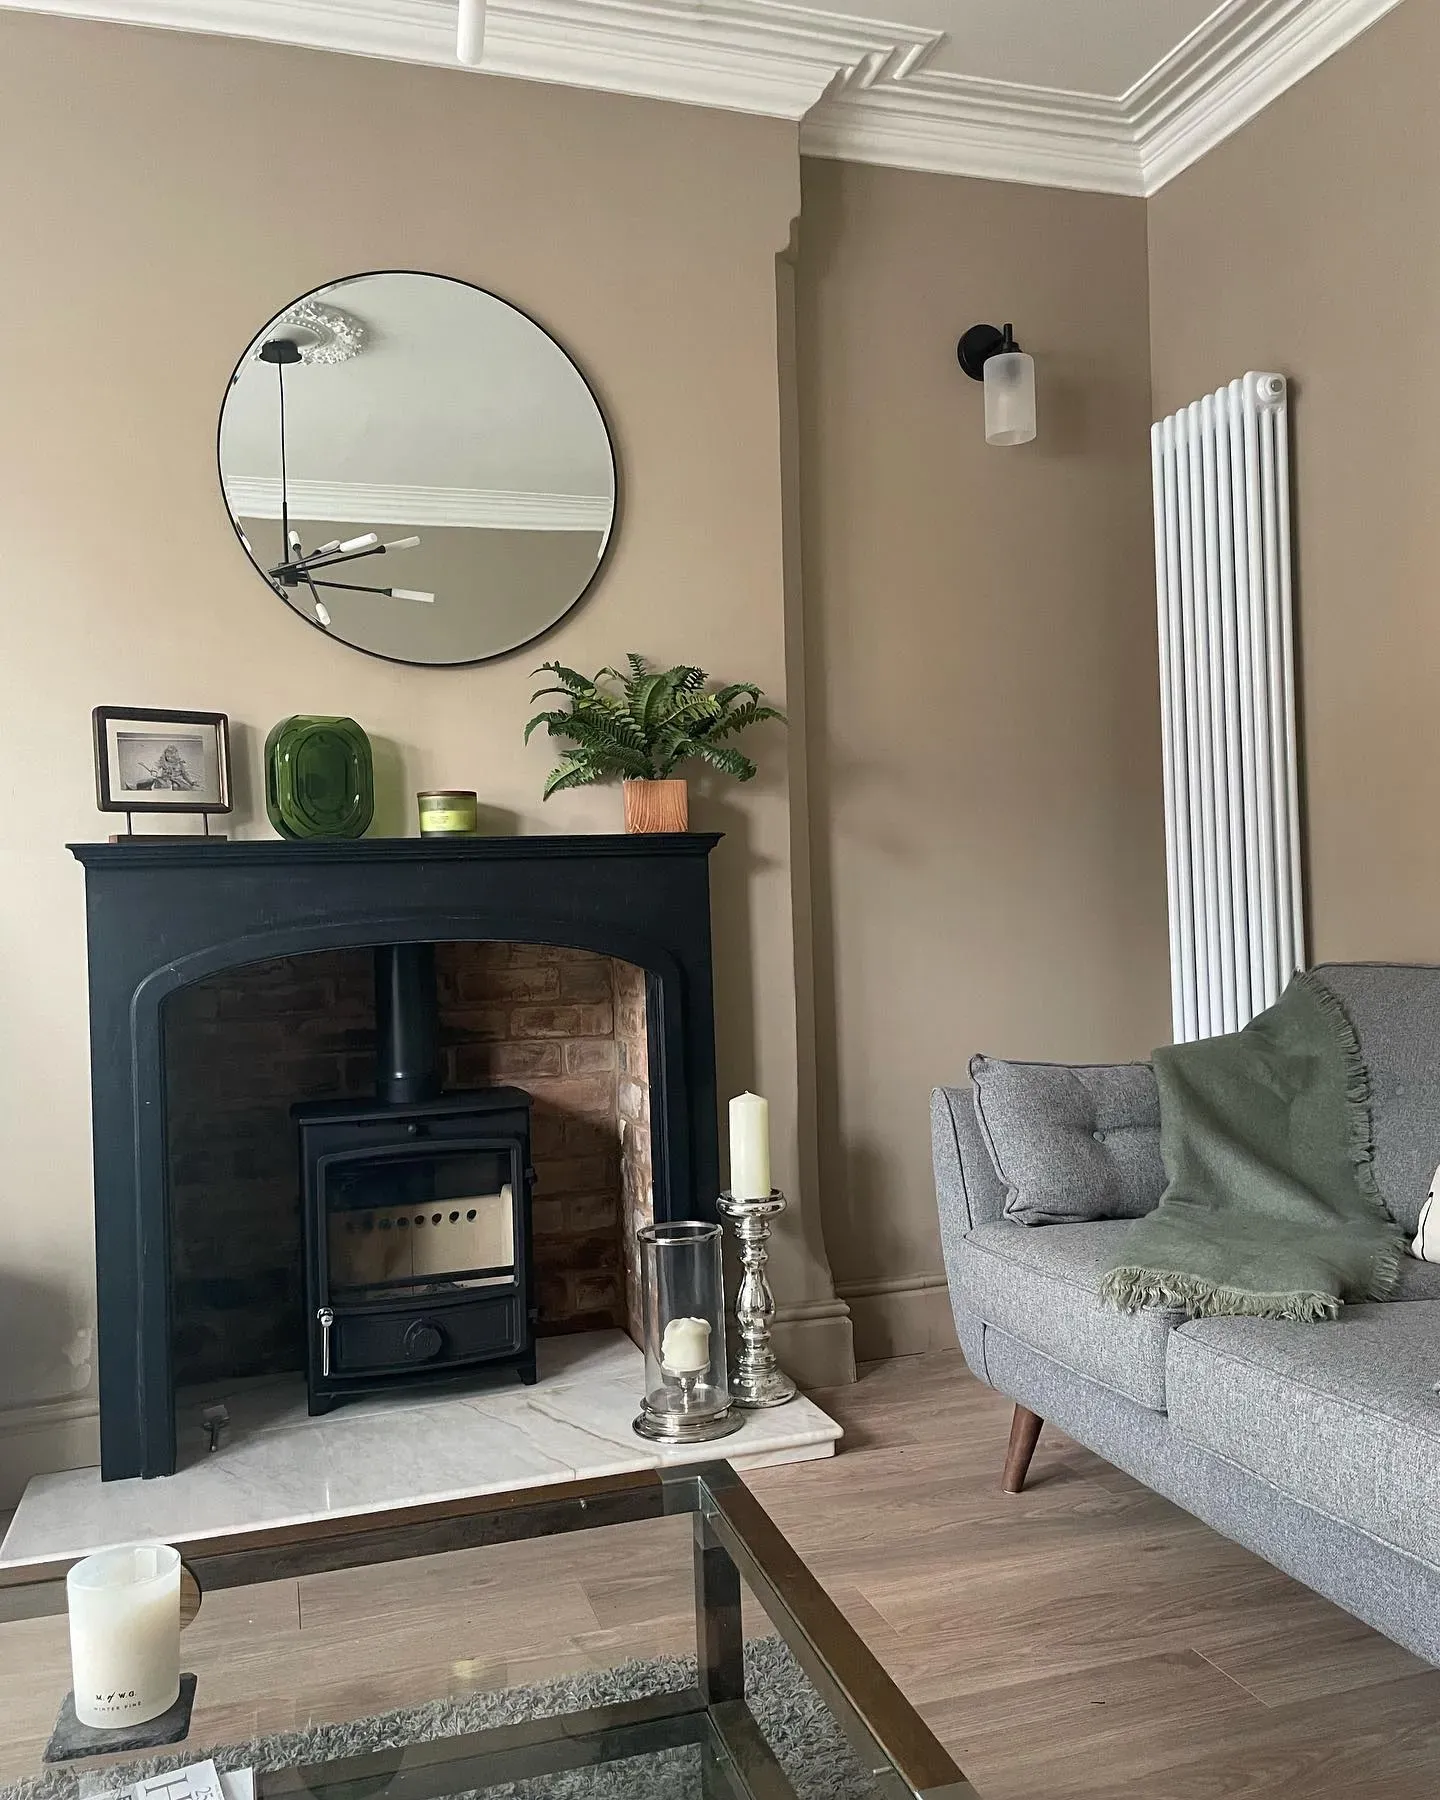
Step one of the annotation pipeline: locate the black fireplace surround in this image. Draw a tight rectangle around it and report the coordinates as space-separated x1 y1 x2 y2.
68 834 722 1480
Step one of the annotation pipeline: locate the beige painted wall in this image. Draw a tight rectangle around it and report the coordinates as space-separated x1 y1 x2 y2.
1148 0 1440 968
797 159 1171 1357
0 11 850 1500
20 0 1366 1480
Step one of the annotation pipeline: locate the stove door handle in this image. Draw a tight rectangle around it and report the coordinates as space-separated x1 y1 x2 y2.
317 1306 335 1379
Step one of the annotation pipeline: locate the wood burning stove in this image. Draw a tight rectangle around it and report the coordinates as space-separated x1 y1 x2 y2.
295 944 536 1414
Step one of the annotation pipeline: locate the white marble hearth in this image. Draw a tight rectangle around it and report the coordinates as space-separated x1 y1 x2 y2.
0 1333 840 1568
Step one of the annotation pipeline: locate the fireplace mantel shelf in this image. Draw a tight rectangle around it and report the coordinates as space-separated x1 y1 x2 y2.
69 832 722 869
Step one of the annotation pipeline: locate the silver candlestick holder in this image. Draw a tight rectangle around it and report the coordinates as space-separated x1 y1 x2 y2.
718 1189 797 1408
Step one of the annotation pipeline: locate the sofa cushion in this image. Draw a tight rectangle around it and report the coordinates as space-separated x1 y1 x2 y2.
968 1056 1166 1226
1393 1253 1440 1300
958 1220 1184 1410
1316 964 1440 1235
1166 1303 1440 1567
932 1086 1008 1236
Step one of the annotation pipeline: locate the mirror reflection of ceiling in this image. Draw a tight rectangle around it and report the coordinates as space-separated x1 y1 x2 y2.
218 271 617 667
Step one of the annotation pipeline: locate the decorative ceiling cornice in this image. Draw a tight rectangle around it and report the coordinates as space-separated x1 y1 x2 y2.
227 475 613 531
11 0 943 120
801 74 1140 196
801 0 1407 193
3 0 1408 194
1125 0 1406 192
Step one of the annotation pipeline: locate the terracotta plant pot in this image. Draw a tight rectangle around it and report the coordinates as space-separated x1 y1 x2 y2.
623 778 689 834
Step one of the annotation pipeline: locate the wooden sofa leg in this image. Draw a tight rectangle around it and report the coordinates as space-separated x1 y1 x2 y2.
1003 1404 1044 1494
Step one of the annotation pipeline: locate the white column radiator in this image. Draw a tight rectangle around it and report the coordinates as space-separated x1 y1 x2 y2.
1151 371 1303 1044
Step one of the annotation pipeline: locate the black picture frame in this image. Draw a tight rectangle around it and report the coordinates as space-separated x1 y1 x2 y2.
92 706 232 815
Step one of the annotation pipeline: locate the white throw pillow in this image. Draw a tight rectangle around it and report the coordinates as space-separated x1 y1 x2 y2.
1413 1166 1440 1262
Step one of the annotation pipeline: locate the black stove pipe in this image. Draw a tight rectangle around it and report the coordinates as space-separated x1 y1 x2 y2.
374 943 441 1105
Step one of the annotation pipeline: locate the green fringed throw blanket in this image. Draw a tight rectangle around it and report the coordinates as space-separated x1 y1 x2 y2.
1101 970 1403 1321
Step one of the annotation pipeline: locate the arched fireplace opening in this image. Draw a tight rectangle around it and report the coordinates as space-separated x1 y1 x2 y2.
164 940 656 1416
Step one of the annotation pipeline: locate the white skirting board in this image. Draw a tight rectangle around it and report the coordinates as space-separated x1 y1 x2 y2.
0 1394 101 1514
833 1274 957 1362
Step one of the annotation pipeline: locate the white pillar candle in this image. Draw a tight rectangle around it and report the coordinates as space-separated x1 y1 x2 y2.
729 1091 771 1200
661 1315 711 1373
67 1544 181 1730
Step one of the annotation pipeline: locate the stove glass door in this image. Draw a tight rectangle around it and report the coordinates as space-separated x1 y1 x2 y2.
323 1143 518 1300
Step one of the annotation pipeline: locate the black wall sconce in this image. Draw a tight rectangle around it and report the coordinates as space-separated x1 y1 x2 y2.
957 321 1036 446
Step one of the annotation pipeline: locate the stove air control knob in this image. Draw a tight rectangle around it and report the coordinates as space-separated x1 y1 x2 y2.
403 1318 445 1362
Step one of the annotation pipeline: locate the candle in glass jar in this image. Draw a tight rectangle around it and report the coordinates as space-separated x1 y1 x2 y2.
417 790 479 836
661 1315 711 1373
67 1544 181 1730
729 1091 771 1200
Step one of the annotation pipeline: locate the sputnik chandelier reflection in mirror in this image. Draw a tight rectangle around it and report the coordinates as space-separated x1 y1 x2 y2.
254 335 432 626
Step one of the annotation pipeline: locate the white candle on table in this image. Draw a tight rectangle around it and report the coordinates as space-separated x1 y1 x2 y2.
661 1315 711 1373
67 1543 181 1729
729 1091 771 1200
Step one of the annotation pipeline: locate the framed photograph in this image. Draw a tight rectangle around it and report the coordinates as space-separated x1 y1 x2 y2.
93 706 232 814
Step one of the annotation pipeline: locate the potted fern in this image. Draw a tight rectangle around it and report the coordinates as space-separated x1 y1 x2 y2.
525 655 785 832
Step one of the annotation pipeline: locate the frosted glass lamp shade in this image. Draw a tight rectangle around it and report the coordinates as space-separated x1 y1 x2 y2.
984 351 1036 446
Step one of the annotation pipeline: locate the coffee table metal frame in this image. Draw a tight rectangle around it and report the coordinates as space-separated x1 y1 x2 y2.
0 1461 977 1800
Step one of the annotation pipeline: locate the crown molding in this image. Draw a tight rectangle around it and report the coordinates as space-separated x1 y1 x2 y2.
801 74 1141 195
2 0 1408 194
1130 0 1407 192
800 0 1406 194
8 0 941 120
228 475 612 530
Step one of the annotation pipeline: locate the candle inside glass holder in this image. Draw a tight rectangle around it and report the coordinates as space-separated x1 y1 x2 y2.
417 790 479 836
661 1315 711 1373
633 1223 741 1443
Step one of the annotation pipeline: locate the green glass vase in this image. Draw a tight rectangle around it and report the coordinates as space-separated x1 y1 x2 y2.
265 715 375 840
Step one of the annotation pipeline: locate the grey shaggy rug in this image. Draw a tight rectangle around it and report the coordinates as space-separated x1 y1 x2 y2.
6 1638 874 1800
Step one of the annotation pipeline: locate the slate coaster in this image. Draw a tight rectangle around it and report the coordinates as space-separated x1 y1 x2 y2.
44 1674 197 1763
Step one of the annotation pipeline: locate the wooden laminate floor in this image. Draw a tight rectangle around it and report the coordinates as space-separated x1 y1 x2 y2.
5 1351 1440 1797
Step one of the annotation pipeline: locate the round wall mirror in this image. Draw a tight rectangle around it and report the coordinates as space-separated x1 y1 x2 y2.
218 271 617 667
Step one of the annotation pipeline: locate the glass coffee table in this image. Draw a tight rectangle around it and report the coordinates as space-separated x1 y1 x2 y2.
0 1462 976 1800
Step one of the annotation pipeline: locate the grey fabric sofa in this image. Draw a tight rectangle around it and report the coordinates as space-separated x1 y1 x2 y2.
933 962 1440 1664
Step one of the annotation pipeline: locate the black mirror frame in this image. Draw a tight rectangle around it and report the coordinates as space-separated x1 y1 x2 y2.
216 268 621 670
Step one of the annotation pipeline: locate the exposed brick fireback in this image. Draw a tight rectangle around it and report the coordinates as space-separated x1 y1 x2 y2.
164 943 652 1386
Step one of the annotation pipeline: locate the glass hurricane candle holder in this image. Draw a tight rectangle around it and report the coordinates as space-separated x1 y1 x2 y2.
633 1221 743 1444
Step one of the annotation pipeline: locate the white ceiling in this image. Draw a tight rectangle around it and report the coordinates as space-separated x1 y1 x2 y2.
5 0 1406 193
855 0 1218 91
